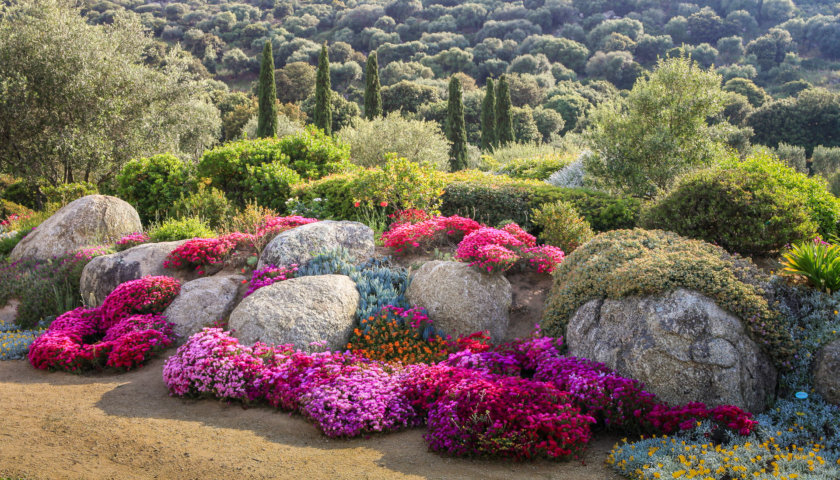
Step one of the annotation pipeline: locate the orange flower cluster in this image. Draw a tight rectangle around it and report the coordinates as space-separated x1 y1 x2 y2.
346 313 449 365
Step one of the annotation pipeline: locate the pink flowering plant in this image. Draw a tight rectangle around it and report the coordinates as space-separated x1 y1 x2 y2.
115 232 150 252
243 264 299 297
28 276 180 373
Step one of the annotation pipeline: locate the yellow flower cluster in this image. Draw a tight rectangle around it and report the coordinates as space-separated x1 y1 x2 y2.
608 435 840 480
0 327 44 360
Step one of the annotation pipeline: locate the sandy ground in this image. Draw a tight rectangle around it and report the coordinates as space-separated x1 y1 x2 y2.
0 357 623 480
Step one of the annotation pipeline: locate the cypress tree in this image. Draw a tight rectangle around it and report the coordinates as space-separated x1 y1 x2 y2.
480 78 497 151
256 41 278 138
363 52 382 120
314 43 332 135
447 75 468 171
496 75 514 146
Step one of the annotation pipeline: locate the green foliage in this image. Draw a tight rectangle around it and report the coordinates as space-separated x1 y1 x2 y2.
532 200 594 253
495 75 514 146
149 216 215 242
440 176 640 233
291 174 359 220
781 240 840 294
721 151 840 239
0 200 34 221
480 78 496 151
584 55 728 198
257 41 278 138
541 229 796 369
354 155 446 214
0 0 220 185
494 152 575 180
747 88 840 155
243 162 301 213
314 43 332 135
774 142 807 173
337 112 450 170
41 182 98 208
170 184 236 231
446 76 468 171
116 154 194 224
640 166 818 255
1 180 45 210
811 145 840 176
363 52 382 120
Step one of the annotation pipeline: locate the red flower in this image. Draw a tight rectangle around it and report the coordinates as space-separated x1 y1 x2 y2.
379 201 388 207
354 201 361 207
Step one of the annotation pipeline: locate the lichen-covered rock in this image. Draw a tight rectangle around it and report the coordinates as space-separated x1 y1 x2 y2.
813 338 840 405
257 220 374 269
80 240 188 306
164 274 244 341
9 195 142 262
228 274 358 352
566 288 777 412
406 261 512 342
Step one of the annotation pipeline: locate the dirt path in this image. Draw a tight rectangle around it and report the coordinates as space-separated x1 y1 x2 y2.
0 356 624 480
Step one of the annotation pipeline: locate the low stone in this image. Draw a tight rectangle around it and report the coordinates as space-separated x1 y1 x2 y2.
566 288 777 412
257 220 374 269
405 261 512 342
164 274 245 342
10 195 142 262
228 274 358 352
813 338 840 405
80 240 188 306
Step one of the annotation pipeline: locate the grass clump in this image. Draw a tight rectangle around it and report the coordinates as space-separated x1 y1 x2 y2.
541 228 796 369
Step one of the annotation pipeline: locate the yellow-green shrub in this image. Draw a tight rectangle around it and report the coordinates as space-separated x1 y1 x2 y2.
532 200 594 253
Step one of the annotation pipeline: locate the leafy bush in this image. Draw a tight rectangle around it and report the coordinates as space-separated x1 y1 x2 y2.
243 162 301 213
811 145 840 176
541 229 796 369
486 142 564 166
0 199 34 222
640 166 818 255
494 152 575 180
148 217 215 242
338 112 450 171
781 239 840 293
41 182 98 208
169 184 236 231
774 142 807 173
278 126 351 179
532 200 594 253
354 155 446 213
1 179 45 210
116 154 194 224
721 151 840 238
441 178 640 233
290 174 359 221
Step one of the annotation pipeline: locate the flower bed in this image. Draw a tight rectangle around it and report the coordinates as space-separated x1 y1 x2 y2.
28 276 180 372
0 323 45 360
163 327 756 460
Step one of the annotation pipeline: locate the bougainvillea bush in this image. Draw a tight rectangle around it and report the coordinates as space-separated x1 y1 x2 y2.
164 327 756 460
28 276 180 372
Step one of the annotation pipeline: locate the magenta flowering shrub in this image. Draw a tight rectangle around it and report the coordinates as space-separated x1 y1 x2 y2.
28 276 180 373
115 232 150 251
99 276 181 330
381 215 482 253
163 216 317 274
426 376 594 460
455 227 525 274
500 223 536 247
522 245 566 273
244 264 299 297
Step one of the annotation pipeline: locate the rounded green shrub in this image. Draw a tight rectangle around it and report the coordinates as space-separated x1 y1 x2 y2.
640 166 818 255
197 138 290 207
541 229 796 369
170 184 236 231
42 181 98 208
243 162 302 213
277 126 351 179
148 216 215 242
116 154 193 224
532 200 594 253
1 179 45 210
722 151 840 238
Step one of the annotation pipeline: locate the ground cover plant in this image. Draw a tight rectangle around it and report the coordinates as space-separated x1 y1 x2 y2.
27 276 180 372
0 323 44 360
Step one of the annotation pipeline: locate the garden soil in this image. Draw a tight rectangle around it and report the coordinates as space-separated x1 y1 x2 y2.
0 357 623 480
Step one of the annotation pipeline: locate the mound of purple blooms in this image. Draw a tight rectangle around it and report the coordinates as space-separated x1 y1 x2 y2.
163 328 757 460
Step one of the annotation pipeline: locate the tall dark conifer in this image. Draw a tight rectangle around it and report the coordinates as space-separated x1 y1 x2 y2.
363 52 382 120
480 78 497 151
447 76 468 171
314 43 332 134
256 41 278 138
495 75 514 146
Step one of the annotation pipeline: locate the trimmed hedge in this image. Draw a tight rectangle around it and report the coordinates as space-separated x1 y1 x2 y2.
441 179 640 233
541 229 796 370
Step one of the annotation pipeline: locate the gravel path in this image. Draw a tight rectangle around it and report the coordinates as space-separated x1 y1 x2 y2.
0 355 624 480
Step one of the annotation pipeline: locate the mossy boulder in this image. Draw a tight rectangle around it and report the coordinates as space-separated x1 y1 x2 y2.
542 229 796 369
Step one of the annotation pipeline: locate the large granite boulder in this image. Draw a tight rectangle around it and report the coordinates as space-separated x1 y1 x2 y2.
566 288 777 412
164 274 244 341
10 195 142 262
406 261 512 342
228 274 358 352
813 338 840 405
257 220 374 269
80 240 188 306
